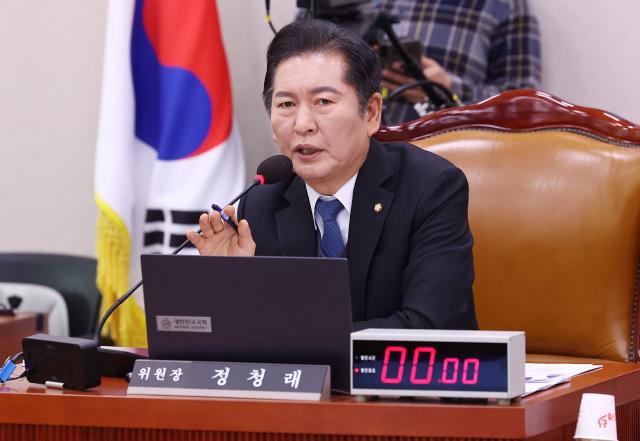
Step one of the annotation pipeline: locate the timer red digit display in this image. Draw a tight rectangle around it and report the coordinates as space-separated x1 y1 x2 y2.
380 346 407 384
380 346 479 386
441 357 460 384
409 347 435 384
462 358 480 384
352 339 509 393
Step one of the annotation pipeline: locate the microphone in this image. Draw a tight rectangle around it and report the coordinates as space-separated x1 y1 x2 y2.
257 154 294 185
172 154 293 249
211 155 294 231
229 154 293 205
21 155 293 390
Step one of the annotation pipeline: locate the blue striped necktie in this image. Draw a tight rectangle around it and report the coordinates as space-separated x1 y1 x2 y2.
315 198 345 257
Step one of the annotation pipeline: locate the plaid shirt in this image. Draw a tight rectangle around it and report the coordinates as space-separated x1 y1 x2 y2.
380 0 541 123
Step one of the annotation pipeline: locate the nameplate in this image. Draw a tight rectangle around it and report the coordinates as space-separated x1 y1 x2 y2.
127 359 331 401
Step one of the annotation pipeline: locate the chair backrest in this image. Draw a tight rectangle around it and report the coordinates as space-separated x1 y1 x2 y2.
0 253 101 337
377 90 640 362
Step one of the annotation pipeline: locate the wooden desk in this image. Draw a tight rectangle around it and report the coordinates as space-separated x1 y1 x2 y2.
1 356 639 441
0 313 44 359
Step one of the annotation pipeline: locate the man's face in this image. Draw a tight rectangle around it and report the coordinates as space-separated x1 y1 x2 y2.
270 52 381 195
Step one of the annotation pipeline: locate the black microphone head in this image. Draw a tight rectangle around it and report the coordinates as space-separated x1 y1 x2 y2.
256 155 293 184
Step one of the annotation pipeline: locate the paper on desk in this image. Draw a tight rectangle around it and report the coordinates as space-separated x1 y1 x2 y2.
523 363 602 396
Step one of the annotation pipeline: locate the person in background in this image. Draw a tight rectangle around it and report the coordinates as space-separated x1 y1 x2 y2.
379 0 541 124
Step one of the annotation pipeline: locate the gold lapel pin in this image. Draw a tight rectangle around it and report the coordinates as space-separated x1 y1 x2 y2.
373 202 383 214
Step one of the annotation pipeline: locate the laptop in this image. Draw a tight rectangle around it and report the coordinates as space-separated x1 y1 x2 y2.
140 254 353 392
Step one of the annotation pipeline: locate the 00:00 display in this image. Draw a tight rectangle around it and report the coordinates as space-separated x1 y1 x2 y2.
380 346 480 385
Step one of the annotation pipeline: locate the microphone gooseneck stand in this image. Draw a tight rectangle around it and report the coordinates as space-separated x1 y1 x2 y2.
94 155 294 343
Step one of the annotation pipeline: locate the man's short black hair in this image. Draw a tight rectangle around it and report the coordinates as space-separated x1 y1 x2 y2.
262 19 380 115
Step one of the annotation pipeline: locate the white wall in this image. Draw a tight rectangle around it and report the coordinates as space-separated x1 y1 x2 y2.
0 1 106 256
534 0 640 123
0 0 638 257
217 1 296 178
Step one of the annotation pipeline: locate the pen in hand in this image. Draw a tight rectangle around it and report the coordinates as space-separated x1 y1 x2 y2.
211 204 239 232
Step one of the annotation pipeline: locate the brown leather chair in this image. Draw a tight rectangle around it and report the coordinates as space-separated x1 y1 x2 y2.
377 90 640 362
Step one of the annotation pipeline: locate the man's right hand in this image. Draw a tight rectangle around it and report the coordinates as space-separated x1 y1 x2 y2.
186 205 256 257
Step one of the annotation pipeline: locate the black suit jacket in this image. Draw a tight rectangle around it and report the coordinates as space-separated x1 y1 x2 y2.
238 139 477 330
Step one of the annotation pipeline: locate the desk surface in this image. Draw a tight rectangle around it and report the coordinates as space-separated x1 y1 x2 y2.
1 355 639 440
0 312 41 360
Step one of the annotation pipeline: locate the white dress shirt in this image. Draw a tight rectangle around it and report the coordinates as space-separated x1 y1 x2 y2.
305 173 358 245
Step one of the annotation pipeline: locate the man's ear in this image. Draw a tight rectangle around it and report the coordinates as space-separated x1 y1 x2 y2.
365 92 383 137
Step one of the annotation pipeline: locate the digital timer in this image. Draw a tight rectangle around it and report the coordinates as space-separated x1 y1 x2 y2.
351 329 525 401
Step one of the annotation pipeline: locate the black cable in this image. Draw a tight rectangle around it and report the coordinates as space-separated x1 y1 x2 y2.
10 352 23 364
384 79 459 106
93 280 143 342
265 0 277 35
3 370 29 382
382 79 461 124
267 20 278 35
374 12 457 108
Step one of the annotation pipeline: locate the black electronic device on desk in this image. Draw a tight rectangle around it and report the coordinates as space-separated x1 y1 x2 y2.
351 329 525 404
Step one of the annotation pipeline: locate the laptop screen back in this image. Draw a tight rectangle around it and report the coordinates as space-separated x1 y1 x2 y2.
140 254 353 391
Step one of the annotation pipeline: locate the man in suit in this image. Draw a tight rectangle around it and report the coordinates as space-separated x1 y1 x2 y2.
187 20 477 331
